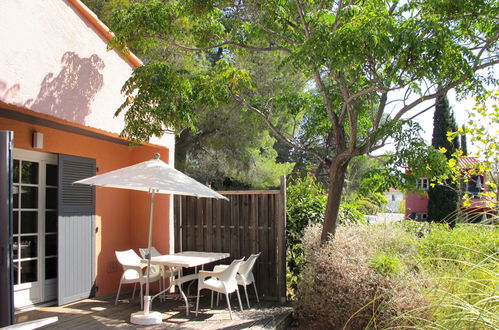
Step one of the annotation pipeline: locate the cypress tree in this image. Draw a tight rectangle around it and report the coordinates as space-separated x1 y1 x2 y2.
428 94 460 224
461 125 468 156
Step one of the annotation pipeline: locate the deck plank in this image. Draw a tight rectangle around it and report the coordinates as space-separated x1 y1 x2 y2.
15 294 292 329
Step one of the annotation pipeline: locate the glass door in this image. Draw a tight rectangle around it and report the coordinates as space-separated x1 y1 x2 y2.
12 149 57 308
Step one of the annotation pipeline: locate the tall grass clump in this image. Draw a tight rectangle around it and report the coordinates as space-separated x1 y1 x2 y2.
295 223 429 329
415 223 499 329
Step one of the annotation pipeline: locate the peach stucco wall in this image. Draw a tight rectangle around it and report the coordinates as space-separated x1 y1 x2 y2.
0 115 171 296
0 0 174 161
0 0 177 297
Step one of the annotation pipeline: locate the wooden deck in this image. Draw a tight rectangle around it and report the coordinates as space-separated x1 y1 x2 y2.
15 293 292 329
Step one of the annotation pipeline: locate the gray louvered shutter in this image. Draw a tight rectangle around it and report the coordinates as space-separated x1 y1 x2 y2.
58 154 96 305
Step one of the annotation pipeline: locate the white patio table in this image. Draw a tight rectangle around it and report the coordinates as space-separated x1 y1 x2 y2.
147 251 230 315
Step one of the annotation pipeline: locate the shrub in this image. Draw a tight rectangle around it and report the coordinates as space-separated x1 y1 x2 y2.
295 223 429 329
370 252 403 275
286 176 327 298
338 202 368 224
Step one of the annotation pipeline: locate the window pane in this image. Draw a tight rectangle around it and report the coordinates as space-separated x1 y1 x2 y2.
21 161 38 184
45 234 57 256
20 260 37 283
21 186 38 208
13 237 19 259
45 258 57 280
21 211 37 234
20 236 37 259
45 211 57 233
46 164 58 186
13 211 18 234
13 185 19 208
13 159 19 183
13 262 19 285
46 187 57 209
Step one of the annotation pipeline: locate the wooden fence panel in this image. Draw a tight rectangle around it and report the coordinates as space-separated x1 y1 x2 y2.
173 178 287 301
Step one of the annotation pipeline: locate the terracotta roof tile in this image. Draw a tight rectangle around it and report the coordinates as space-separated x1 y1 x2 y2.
458 157 479 169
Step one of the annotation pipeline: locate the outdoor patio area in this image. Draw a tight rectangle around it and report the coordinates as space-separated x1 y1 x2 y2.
14 293 292 329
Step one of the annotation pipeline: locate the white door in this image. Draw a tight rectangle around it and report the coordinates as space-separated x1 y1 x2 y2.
12 149 57 308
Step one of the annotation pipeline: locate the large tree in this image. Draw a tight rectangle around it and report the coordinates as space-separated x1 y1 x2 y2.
428 94 460 223
83 0 296 189
109 0 499 241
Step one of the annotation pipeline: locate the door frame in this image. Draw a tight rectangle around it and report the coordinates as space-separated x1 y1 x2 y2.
12 148 57 308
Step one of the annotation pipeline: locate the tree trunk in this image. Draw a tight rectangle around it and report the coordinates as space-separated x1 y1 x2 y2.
321 158 349 242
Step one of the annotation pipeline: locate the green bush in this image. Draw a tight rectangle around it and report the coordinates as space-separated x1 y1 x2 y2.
286 175 327 299
338 202 368 224
295 223 429 328
370 252 403 275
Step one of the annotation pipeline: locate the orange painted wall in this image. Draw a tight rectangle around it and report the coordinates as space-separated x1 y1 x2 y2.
0 113 172 296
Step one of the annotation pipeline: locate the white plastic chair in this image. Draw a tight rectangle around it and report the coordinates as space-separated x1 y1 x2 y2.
139 247 178 291
115 249 161 309
195 258 245 320
214 253 261 308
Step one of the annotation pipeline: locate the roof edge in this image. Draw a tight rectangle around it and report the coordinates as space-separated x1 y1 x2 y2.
67 0 143 68
0 100 168 150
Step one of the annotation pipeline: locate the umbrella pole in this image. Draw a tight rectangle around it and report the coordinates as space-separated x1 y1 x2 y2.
144 189 155 313
130 188 162 325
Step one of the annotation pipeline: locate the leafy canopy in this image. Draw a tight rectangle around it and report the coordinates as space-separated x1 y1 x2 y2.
108 0 498 238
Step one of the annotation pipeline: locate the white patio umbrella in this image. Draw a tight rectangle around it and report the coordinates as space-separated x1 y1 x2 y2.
74 153 228 325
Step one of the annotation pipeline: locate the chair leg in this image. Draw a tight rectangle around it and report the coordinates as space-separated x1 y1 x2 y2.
211 291 214 309
131 282 137 299
244 285 250 309
253 281 260 303
236 288 244 312
140 284 144 310
216 292 220 306
115 282 122 305
195 289 201 316
225 293 233 320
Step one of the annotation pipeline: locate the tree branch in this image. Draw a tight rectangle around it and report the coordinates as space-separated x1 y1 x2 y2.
166 41 291 53
232 94 329 165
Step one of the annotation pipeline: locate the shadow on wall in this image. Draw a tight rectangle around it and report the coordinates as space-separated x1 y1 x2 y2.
0 81 21 101
24 51 105 124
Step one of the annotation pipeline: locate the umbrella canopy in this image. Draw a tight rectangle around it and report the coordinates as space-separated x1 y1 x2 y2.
74 153 227 322
75 154 228 200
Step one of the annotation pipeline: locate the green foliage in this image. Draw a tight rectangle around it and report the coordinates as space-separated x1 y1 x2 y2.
419 224 499 266
370 252 403 275
338 202 368 224
428 94 460 223
428 185 460 223
107 0 498 239
84 0 296 189
348 192 388 215
432 95 459 158
286 175 327 298
223 133 294 189
416 223 499 329
447 86 499 210
345 156 382 190
362 121 452 194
